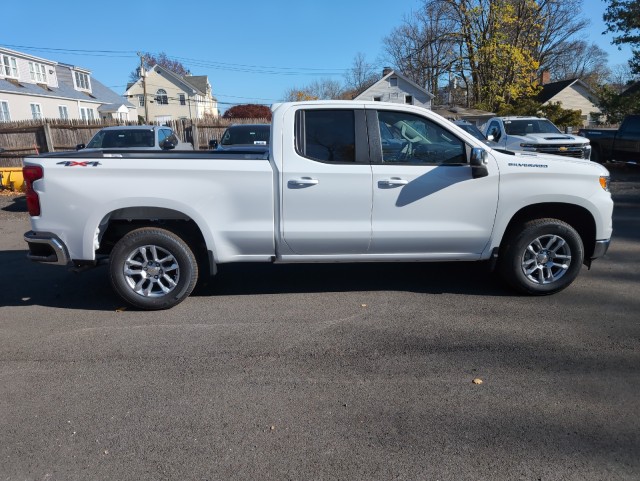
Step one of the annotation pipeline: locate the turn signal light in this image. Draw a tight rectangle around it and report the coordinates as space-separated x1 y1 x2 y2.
599 176 610 192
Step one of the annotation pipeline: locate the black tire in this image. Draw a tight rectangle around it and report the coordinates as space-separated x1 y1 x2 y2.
109 227 198 310
498 219 584 295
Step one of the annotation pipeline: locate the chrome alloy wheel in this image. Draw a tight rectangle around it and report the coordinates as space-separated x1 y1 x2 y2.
123 245 180 297
521 234 572 285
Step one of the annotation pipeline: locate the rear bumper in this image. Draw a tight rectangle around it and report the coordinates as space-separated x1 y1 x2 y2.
591 239 611 259
24 231 71 266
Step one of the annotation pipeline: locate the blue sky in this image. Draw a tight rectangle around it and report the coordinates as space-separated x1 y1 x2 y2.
2 0 633 111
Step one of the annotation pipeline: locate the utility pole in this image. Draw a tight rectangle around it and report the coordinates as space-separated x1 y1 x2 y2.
137 52 149 123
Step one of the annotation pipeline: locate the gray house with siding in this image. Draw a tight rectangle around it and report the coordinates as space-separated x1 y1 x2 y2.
354 68 434 109
0 46 136 122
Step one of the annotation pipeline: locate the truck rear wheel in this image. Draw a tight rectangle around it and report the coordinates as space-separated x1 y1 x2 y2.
109 227 198 310
499 219 584 295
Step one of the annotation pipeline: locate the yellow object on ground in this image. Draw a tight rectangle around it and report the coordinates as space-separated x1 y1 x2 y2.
0 168 25 192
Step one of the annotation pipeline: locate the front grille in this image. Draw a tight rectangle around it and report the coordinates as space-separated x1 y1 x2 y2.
533 145 586 159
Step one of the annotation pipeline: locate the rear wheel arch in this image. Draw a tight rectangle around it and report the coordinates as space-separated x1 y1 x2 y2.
96 207 215 277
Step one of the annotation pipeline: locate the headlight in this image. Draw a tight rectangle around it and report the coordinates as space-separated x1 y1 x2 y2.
519 143 537 151
599 176 610 192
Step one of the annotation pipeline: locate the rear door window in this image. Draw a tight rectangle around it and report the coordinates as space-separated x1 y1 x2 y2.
295 110 356 163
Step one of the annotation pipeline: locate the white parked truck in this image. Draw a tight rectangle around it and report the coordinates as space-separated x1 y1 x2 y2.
23 101 613 309
484 116 591 159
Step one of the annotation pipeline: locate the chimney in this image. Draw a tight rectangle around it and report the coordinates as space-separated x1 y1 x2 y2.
540 70 551 85
382 67 393 77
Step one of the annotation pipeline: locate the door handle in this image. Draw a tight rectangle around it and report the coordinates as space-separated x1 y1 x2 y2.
378 178 408 187
288 177 319 187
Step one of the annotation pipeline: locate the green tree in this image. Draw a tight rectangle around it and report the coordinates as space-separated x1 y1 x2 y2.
603 0 640 75
595 85 640 124
538 102 583 129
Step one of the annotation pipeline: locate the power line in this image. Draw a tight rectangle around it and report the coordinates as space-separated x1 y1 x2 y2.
1 43 350 76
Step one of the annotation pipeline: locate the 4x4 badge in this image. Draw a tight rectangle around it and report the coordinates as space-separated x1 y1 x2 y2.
57 161 101 167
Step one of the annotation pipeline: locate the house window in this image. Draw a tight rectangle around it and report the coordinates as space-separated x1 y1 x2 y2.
374 96 382 102
138 95 145 107
29 62 48 83
30 103 42 120
74 71 91 90
80 108 95 121
155 89 168 105
179 93 186 106
58 105 69 120
1 55 18 78
80 107 94 121
0 101 10 121
389 77 398 87
405 95 413 104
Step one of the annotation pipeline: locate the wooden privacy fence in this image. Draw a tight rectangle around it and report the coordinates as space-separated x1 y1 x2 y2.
0 117 270 167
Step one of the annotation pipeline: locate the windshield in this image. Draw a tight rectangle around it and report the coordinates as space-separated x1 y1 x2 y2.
221 125 270 146
87 129 155 148
456 123 487 141
504 119 561 135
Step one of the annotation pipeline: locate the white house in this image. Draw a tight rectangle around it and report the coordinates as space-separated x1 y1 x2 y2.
354 68 434 109
536 77 601 126
125 65 219 122
0 46 136 122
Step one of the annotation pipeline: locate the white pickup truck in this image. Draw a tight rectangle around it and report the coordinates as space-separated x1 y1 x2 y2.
484 116 591 159
23 101 613 310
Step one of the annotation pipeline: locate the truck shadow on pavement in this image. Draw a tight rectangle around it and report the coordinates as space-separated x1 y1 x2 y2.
0 249 514 311
194 261 513 300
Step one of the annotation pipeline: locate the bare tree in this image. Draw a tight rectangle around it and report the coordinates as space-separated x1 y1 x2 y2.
608 63 638 91
383 2 458 100
129 52 191 83
343 52 379 94
535 0 591 71
549 41 610 86
282 78 344 101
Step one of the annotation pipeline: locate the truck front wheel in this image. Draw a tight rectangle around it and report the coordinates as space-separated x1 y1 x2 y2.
109 227 198 310
499 219 584 295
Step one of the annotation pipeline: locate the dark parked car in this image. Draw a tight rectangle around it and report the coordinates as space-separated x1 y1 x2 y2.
78 125 193 151
210 124 270 151
578 115 640 164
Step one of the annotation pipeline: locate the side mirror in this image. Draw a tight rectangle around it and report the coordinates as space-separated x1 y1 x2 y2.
470 147 489 178
76 143 85 150
161 139 176 150
209 139 219 149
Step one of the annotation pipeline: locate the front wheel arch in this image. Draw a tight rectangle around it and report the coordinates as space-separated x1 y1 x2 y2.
499 203 596 262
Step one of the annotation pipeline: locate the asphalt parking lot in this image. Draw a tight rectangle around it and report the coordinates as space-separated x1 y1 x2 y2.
1 164 639 481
